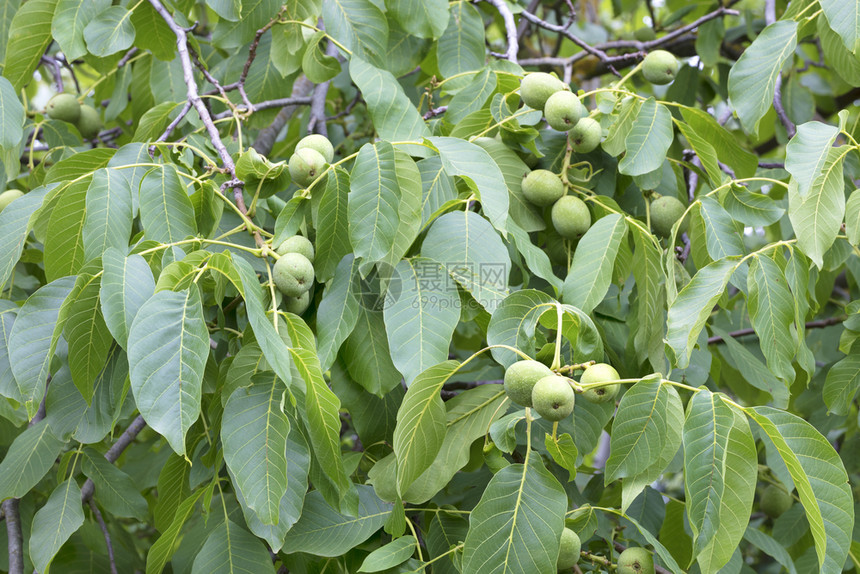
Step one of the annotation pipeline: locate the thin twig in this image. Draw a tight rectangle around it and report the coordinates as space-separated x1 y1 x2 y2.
252 75 316 156
519 9 619 76
212 96 313 120
117 47 139 68
307 26 340 137
423 106 448 120
708 316 845 344
773 75 796 138
483 0 519 63
238 7 288 112
40 55 63 92
154 101 192 145
88 499 118 574
81 415 147 503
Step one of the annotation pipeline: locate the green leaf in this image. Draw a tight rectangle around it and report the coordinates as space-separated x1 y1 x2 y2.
2 0 57 92
8 276 75 414
0 0 21 65
722 183 785 227
679 107 758 179
0 184 50 290
359 536 417 572
666 257 739 368
128 286 209 456
747 255 796 383
727 20 798 135
145 489 206 574
683 390 733 555
747 407 854 574
461 451 567 574
696 196 745 261
0 419 64 501
43 178 88 282
544 432 578 481
712 326 790 408
386 0 447 38
0 302 16 401
100 248 156 349
743 527 797 574
0 76 23 149
302 30 340 83
788 148 848 268
562 213 626 314
281 485 392 556
82 168 134 262
631 227 665 371
222 378 290 526
342 305 402 396
446 67 497 124
82 447 149 520
486 289 555 367
421 211 510 313
348 141 401 263
384 259 459 385
29 479 85 574
349 58 430 149
823 342 860 415
508 220 563 291
322 0 388 66
436 1 485 77
83 5 136 57
190 519 276 574
697 408 758 574
785 121 840 199
64 270 112 403
846 189 860 245
129 1 175 62
314 168 351 282
316 255 360 371
52 0 110 61
820 0 859 54
393 361 457 496
618 98 674 176
139 165 197 244
606 375 680 483
426 136 509 233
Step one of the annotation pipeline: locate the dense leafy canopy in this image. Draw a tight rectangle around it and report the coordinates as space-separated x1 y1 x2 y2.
0 0 859 573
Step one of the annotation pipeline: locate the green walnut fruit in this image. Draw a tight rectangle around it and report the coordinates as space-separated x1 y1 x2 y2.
296 134 334 163
520 72 565 111
556 528 581 571
522 170 564 207
617 547 655 574
276 235 315 262
634 27 657 42
283 290 310 315
46 93 81 123
544 91 585 132
551 196 591 239
76 104 103 139
761 484 793 519
642 50 680 85
650 195 687 238
504 360 553 407
569 117 602 153
0 189 25 214
531 375 575 421
289 148 327 188
273 252 315 297
580 363 620 404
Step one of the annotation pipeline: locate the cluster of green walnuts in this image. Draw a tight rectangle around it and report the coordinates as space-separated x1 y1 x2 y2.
518 50 687 242
45 92 103 139
504 359 656 571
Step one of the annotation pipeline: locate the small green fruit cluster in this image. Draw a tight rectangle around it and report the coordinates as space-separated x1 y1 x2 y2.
617 547 655 574
519 170 592 240
46 94 102 139
519 73 601 153
289 134 333 188
579 362 620 404
273 235 316 314
650 195 687 238
641 50 680 85
0 189 25 213
502 360 575 421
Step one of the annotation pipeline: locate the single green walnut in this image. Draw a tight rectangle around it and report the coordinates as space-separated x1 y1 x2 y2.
283 290 310 315
520 72 565 111
633 27 657 42
544 91 585 132
531 375 575 421
580 362 621 404
77 104 103 139
0 189 25 213
617 547 655 574
296 134 334 163
289 148 327 188
272 253 315 297
46 93 81 123
504 360 553 407
568 117 602 153
761 484 793 519
650 195 687 238
642 50 680 85
551 196 591 239
522 170 564 207
556 528 581 571
276 235 315 262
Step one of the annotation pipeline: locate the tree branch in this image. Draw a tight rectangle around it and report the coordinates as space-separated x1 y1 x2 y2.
212 96 313 121
2 499 22 574
773 75 796 138
708 316 845 344
519 9 619 76
81 415 147 503
483 0 519 63
88 499 118 574
252 75 316 156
